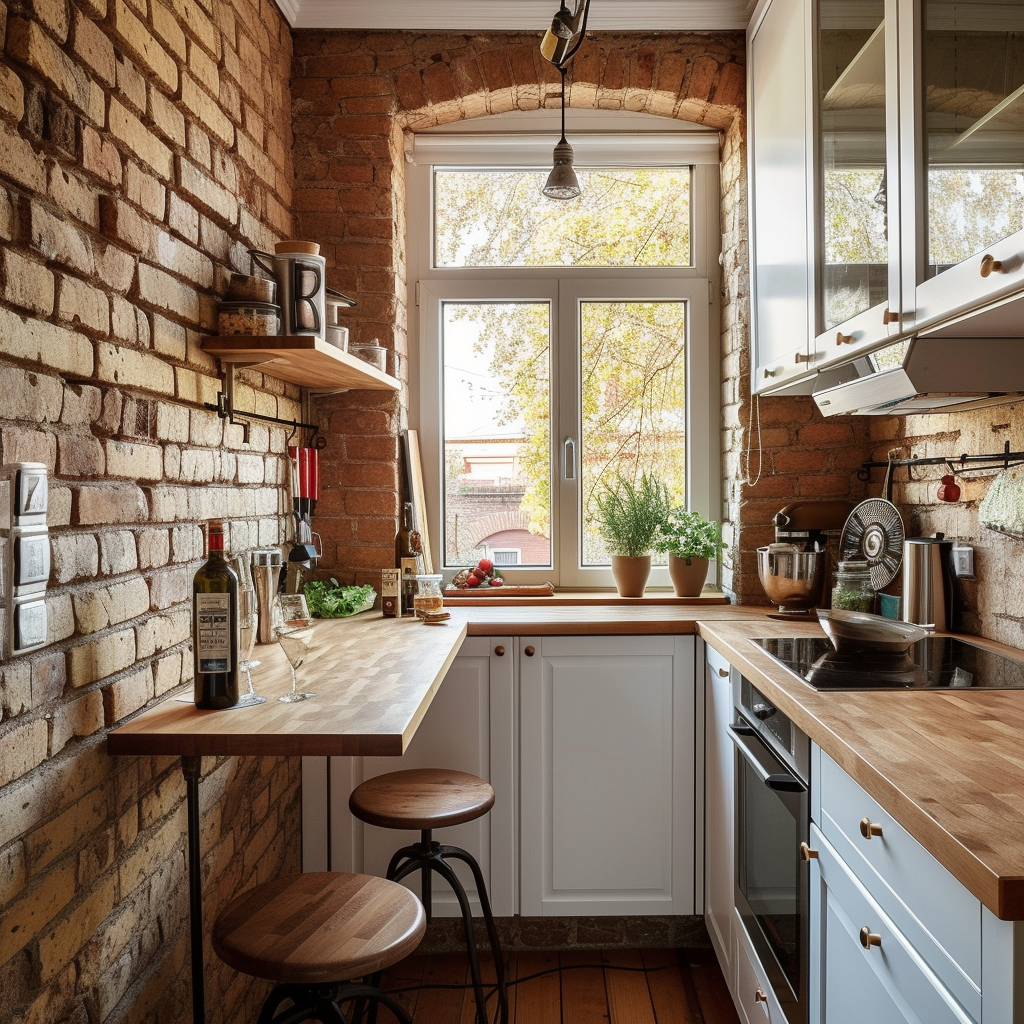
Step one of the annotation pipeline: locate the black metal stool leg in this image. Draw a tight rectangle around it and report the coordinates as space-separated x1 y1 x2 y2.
441 845 508 1024
419 829 432 922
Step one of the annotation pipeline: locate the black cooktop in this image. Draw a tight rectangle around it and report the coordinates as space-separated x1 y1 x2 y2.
751 635 1024 690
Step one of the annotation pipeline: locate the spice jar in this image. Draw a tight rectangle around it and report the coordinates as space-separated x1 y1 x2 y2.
217 301 280 336
831 559 874 612
412 574 444 618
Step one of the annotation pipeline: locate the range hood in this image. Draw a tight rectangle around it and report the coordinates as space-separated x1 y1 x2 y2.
812 335 1024 417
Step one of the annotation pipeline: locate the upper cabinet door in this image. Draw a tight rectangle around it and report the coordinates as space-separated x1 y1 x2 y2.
909 0 1024 329
813 0 904 367
749 0 818 394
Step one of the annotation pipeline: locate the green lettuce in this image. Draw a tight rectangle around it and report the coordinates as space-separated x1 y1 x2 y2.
304 580 376 618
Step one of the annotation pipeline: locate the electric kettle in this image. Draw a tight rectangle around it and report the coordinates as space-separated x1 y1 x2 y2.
901 535 954 631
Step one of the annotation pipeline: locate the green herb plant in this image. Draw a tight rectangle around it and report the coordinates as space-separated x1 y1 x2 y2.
654 507 725 564
593 472 672 558
303 580 376 618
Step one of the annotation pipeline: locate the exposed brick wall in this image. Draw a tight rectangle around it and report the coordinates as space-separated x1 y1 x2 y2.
0 3 299 1023
865 403 1024 648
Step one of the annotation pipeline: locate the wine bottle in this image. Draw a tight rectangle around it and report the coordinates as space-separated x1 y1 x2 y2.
193 519 241 709
395 501 423 616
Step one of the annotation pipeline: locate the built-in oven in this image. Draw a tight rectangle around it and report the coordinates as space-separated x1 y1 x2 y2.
731 675 810 1024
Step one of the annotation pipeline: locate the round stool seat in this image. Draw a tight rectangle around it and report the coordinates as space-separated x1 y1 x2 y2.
349 768 495 831
212 872 425 985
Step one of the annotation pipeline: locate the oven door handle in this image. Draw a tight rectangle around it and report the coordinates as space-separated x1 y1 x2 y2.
729 724 807 794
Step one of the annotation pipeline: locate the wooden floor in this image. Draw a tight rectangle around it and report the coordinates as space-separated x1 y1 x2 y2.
373 948 742 1024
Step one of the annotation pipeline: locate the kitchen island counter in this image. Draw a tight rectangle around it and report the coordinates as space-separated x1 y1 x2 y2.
699 617 1024 921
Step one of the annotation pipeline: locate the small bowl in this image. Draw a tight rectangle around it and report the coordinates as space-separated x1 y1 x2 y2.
817 608 929 654
757 545 826 612
325 325 349 351
225 273 276 304
275 240 320 255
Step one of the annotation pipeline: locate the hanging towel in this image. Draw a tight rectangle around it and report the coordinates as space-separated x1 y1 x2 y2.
979 467 1024 537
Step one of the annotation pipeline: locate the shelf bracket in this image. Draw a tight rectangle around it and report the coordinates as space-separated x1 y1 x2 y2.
207 365 319 443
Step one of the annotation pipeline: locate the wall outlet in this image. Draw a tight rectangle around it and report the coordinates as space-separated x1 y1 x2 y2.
952 544 975 579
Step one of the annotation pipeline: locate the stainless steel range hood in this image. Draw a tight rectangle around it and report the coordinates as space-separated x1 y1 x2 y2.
812 334 1024 417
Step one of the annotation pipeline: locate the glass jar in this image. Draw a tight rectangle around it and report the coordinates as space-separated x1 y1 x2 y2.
217 301 280 336
412 574 444 618
831 559 874 613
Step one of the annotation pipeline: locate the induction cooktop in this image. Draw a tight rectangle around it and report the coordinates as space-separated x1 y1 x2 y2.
751 635 1024 690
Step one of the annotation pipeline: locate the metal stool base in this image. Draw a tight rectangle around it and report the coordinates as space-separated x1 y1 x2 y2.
256 981 412 1024
387 831 508 1024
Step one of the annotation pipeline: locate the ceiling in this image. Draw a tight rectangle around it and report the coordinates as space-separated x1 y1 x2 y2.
278 0 758 32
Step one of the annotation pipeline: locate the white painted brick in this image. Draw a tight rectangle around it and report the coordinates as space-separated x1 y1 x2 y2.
73 578 150 633
50 532 99 584
0 121 46 193
153 650 184 696
96 342 175 395
76 483 148 527
137 262 201 323
68 627 136 688
135 608 189 659
57 275 110 334
103 440 162 481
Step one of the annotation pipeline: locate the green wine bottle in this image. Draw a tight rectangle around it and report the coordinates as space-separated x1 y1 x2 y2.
193 519 240 709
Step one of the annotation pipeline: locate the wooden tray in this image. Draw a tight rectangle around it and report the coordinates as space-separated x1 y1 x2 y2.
445 582 555 598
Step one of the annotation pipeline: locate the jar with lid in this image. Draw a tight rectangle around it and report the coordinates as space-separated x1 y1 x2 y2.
831 559 874 612
412 574 444 618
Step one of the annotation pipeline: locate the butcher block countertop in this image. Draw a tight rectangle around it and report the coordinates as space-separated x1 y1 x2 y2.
108 601 1024 919
699 617 1024 921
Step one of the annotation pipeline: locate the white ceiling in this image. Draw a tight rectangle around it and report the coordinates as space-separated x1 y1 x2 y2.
278 1 757 32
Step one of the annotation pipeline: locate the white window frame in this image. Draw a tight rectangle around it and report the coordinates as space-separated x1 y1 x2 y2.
408 111 722 590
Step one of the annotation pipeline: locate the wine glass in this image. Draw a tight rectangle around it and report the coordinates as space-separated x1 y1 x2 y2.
230 554 266 707
272 593 317 702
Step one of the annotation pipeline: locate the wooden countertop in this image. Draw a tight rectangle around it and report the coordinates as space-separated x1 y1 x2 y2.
698 618 1024 921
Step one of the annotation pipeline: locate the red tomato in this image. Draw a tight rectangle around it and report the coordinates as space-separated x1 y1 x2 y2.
464 574 481 587
489 577 504 587
477 558 494 573
471 567 488 580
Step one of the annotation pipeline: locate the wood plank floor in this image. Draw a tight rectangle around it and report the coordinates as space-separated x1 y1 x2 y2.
373 948 742 1024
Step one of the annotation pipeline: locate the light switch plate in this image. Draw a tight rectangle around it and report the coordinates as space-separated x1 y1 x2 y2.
952 544 975 579
10 596 47 655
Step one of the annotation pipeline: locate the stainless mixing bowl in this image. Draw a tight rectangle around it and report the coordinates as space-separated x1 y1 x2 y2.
757 545 826 613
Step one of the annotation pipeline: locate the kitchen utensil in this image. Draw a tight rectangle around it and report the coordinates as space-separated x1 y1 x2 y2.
806 647 923 688
816 608 928 653
839 498 904 591
757 544 827 617
979 466 1024 536
251 548 283 644
902 535 954 631
326 325 349 350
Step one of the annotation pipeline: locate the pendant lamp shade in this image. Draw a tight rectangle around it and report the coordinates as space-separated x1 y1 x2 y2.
542 66 581 201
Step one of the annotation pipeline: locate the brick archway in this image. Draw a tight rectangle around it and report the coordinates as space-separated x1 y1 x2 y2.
291 29 748 589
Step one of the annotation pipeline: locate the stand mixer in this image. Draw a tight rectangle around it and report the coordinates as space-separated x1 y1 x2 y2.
757 500 853 618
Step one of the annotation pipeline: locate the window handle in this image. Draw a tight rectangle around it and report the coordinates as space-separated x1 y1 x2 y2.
563 436 576 481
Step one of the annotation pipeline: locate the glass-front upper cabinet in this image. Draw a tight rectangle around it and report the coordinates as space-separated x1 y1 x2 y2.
911 0 1024 328
813 0 902 367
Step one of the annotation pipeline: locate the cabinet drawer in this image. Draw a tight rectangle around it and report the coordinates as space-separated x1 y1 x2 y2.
817 752 982 997
815 826 977 1024
734 910 785 1024
705 643 732 681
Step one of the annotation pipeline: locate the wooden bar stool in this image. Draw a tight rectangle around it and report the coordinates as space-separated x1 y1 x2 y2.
349 768 508 1024
212 871 425 1024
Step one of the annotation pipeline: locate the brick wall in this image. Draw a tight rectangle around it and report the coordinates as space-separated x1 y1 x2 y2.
291 30 876 605
0 3 299 1023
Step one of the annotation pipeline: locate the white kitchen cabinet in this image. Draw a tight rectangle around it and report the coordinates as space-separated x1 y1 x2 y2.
749 0 1024 397
734 912 787 1024
748 0 817 394
703 642 735 981
519 634 697 916
809 746 1024 1024
301 635 516 917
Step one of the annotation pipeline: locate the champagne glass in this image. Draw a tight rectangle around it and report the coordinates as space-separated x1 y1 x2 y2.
272 593 317 702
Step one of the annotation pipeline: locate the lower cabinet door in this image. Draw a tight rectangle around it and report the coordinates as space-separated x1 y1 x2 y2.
301 636 516 917
519 635 696 916
812 826 976 1024
734 912 785 1024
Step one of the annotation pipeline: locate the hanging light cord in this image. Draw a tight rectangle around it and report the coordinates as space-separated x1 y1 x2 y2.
559 66 568 143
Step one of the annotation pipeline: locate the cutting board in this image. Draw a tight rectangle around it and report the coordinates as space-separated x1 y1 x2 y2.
445 582 556 598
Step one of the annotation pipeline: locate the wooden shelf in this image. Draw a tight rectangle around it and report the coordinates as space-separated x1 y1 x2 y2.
201 336 400 392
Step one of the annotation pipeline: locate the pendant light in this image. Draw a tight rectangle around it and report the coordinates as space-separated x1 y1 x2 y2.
542 66 581 201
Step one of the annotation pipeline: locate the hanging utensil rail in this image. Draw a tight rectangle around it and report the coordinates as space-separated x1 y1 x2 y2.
858 440 1024 482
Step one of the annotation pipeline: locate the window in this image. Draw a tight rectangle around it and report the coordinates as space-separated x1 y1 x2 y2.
409 112 721 589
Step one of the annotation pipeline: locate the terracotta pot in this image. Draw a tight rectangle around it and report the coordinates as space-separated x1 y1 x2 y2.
611 554 652 598
669 554 709 597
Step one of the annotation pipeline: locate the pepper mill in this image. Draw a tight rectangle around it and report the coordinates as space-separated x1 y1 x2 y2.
251 549 283 644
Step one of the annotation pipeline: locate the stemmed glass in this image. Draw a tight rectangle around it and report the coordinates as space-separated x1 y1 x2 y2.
230 554 266 707
272 593 317 702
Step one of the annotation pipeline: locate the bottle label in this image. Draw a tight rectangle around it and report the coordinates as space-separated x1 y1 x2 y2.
195 593 233 671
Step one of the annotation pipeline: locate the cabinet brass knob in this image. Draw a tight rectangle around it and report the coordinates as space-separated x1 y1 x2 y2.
754 989 769 1004
859 926 882 950
980 253 1006 277
524 645 535 657
882 307 899 325
836 331 855 345
763 367 780 379
494 645 505 657
794 351 813 363
717 667 729 677
859 817 883 840
799 842 819 861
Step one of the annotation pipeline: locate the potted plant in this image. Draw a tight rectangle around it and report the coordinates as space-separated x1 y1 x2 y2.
655 507 725 597
593 472 672 597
